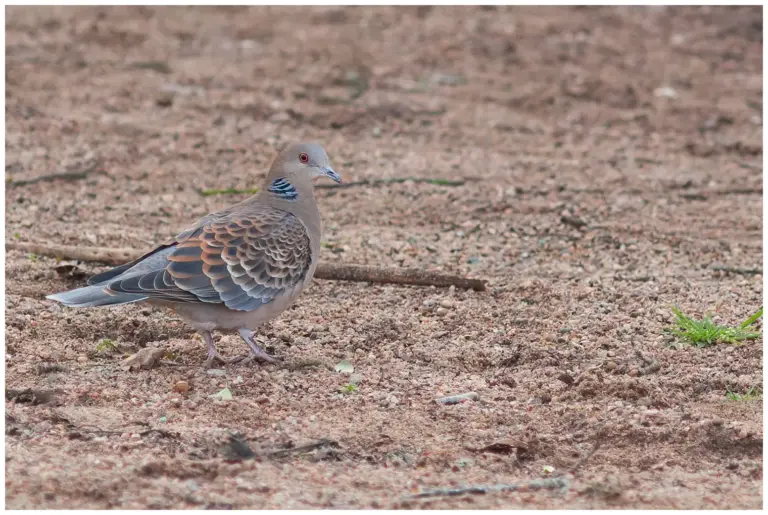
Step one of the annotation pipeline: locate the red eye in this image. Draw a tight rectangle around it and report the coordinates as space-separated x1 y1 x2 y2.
299 153 309 163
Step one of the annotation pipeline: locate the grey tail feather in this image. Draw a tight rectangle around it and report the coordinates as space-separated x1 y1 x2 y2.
46 285 147 308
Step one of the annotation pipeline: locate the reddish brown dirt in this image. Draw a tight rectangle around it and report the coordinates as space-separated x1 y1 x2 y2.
5 6 763 509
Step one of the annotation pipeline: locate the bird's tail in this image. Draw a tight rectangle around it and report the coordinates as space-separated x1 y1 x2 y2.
46 285 147 308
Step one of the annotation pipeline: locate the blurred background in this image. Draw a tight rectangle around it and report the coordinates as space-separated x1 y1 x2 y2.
5 6 763 510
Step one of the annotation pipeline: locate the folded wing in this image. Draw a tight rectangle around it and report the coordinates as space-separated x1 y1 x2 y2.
104 207 312 312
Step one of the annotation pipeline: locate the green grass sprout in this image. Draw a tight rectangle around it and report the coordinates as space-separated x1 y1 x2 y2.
96 338 118 353
340 383 359 394
666 306 762 348
726 385 762 401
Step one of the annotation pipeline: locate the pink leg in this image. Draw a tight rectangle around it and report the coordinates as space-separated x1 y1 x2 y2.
201 330 234 368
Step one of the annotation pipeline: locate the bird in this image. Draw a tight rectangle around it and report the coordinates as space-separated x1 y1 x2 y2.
47 142 341 368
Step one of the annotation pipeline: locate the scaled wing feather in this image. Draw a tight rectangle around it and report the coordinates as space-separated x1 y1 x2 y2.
104 206 312 311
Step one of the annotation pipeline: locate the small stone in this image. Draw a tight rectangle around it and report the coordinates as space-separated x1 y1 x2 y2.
77 355 88 364
628 368 639 377
604 361 617 371
710 417 724 426
422 299 436 308
737 427 750 439
155 94 173 107
436 307 449 317
654 86 677 98
173 381 190 394
206 369 226 377
440 299 454 308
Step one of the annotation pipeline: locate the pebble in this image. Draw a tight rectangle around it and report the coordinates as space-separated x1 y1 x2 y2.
604 361 617 371
628 368 639 377
206 369 226 377
440 299 454 308
436 392 479 405
77 355 88 364
173 381 190 394
436 307 449 317
422 299 436 308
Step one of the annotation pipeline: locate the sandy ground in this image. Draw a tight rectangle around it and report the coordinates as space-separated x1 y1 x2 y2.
5 6 763 509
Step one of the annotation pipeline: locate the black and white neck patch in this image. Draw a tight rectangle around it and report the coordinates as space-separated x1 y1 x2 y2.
269 178 298 201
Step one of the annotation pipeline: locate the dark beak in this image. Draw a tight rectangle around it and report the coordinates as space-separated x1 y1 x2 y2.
322 166 341 184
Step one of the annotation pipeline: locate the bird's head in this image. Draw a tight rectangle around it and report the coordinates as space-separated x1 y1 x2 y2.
267 142 340 195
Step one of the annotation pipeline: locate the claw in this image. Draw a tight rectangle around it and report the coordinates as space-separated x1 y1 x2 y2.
237 328 280 364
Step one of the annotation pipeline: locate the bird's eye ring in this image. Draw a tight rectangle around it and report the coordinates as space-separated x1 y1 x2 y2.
299 152 309 163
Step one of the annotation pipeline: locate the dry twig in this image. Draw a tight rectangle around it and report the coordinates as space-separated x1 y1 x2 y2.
6 241 487 291
265 439 339 458
711 264 762 276
408 477 569 499
8 164 106 188
634 349 661 376
316 177 479 190
198 177 480 196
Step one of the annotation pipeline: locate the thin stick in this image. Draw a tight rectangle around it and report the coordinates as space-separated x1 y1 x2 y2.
199 187 260 197
569 425 607 475
198 177 480 196
711 264 762 276
8 164 106 188
317 262 486 291
316 177 479 190
409 477 569 499
8 242 139 266
265 439 338 458
6 242 487 291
